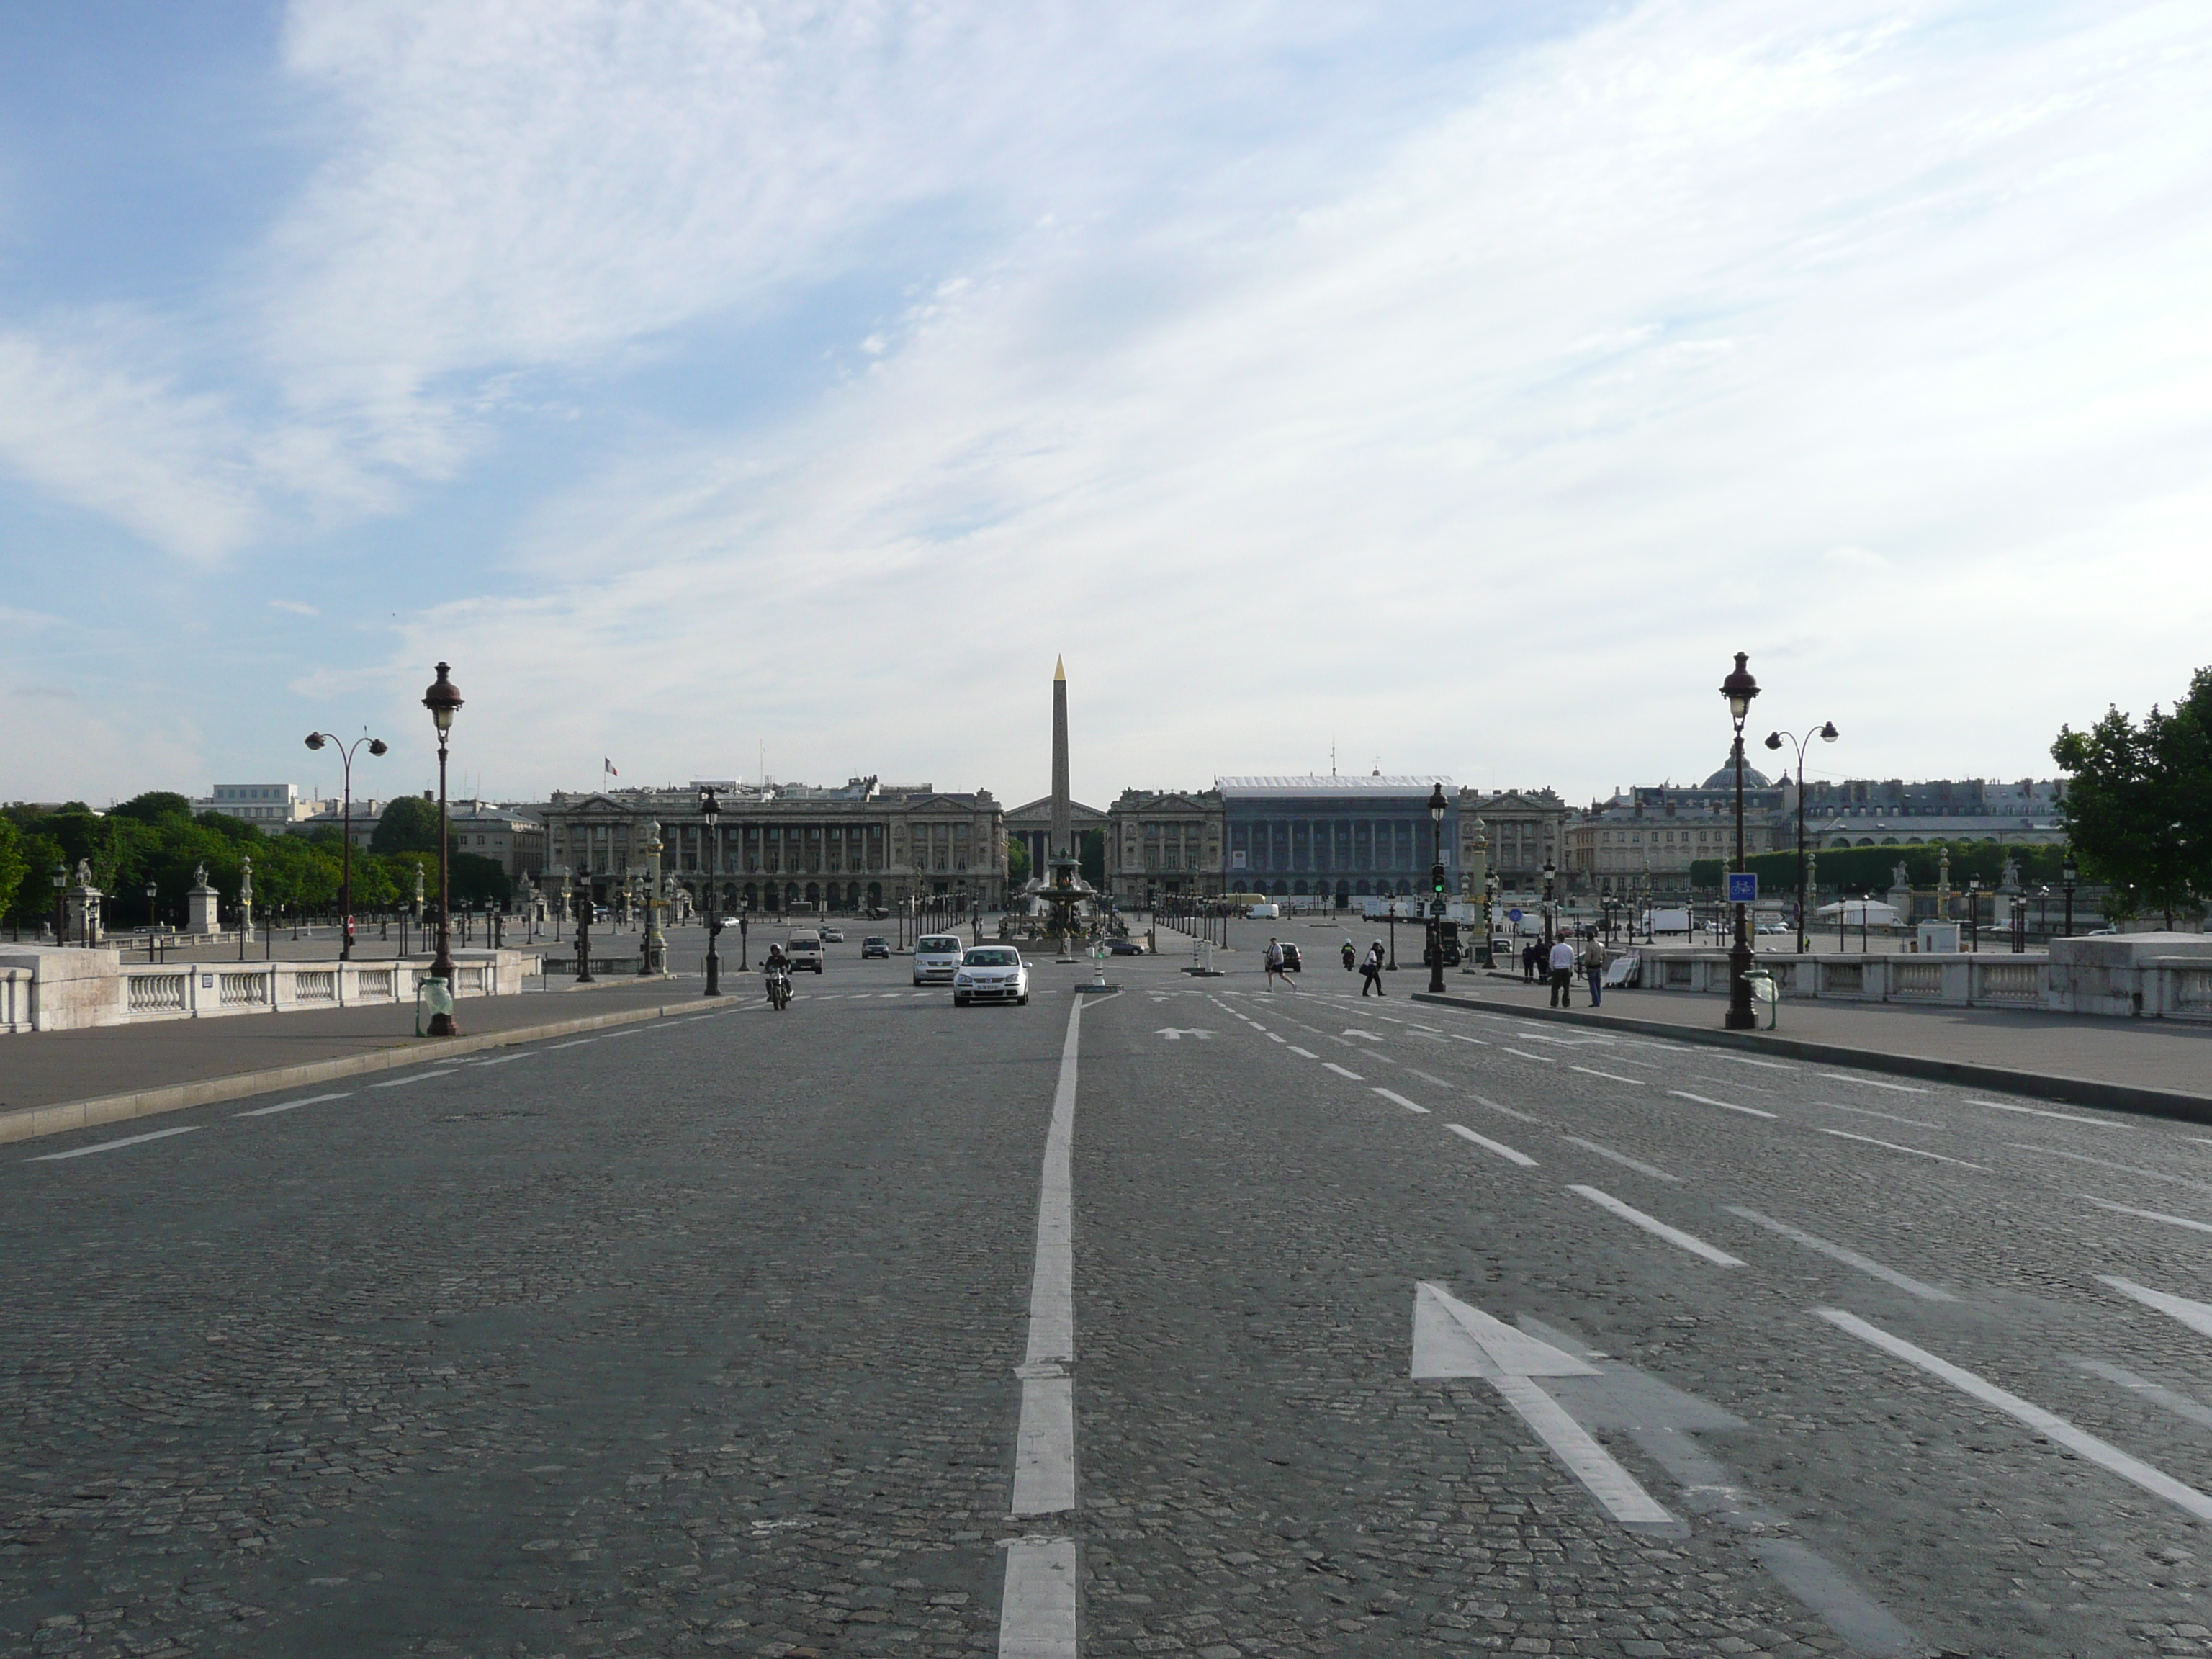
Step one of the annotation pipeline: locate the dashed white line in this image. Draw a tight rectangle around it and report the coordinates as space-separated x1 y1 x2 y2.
1667 1089 1776 1120
1448 1034 1489 1047
1966 1099 2117 1127
235 1092 352 1118
1470 1092 1544 1125
1812 1127 1987 1169
1724 1206 1956 1302
1501 1048 1555 1064
547 1039 596 1050
1323 1064 1365 1082
1714 1053 1792 1069
1816 1308 2212 1521
1267 1033 1286 1043
1288 1047 1318 1059
1813 1100 1941 1130
1563 1137 1679 1182
1569 1186 1742 1265
1444 1123 1538 1167
30 1125 202 1161
1372 1088 1430 1115
2008 1145 2212 1193
2101 1277 2212 1341
474 1051 539 1066
998 1535 1078 1658
2082 1195 2212 1234
1570 1066 1647 1086
370 1069 458 1089
1817 1073 1929 1093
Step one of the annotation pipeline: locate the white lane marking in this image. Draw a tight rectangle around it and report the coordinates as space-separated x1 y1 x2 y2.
1267 1033 1286 1043
1444 1123 1538 1166
2015 1145 2212 1195
1817 1073 1929 1093
1288 1046 1318 1059
2072 1359 2212 1432
1813 1100 1941 1130
1815 1308 2212 1521
998 1535 1078 1659
598 1029 639 1038
1570 1066 1647 1086
1493 1372 1681 1529
1712 1053 1792 1069
2101 1277 2212 1341
1323 1063 1365 1081
235 1092 351 1118
1010 995 1083 1517
1667 1089 1776 1120
1372 1088 1430 1115
1812 1128 1988 1170
1470 1092 1544 1124
474 1051 540 1066
1406 1069 1454 1089
1570 1185 1743 1265
1501 1048 1555 1064
30 1125 202 1161
547 1039 596 1049
1965 1099 2118 1127
2082 1195 2212 1234
1448 1033 1489 1046
370 1069 457 1089
1563 1136 1679 1182
1724 1206 1956 1302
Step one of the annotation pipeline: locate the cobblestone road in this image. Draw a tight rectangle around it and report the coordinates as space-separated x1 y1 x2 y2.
8 950 2212 1657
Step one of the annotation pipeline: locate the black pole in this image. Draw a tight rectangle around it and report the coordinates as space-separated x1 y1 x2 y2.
428 734 458 1035
575 886 594 983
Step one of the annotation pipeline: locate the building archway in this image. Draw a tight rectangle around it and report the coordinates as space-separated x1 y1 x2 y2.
1355 879 1371 896
1336 880 1351 907
805 882 821 907
784 881 800 908
1292 879 1309 896
867 881 883 910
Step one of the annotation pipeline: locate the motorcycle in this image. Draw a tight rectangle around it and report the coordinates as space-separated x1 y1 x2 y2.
765 963 793 1011
1341 940 1357 971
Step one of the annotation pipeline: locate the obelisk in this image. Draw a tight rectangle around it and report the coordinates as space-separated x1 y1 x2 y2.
1051 656 1071 868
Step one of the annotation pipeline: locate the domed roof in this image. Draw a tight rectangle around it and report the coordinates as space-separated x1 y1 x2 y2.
1702 757 1772 790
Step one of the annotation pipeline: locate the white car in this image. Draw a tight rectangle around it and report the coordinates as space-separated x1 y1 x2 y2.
914 934 966 984
954 945 1030 1007
822 927 846 943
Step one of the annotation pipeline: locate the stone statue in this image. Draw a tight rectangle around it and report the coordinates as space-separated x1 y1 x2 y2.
73 858 93 888
1891 861 1910 889
193 861 210 887
2000 855 2021 893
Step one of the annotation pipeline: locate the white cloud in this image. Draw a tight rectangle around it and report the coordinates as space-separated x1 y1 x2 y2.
269 598 320 615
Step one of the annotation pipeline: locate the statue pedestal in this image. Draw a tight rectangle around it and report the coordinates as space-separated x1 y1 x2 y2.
66 884 104 946
186 881 221 935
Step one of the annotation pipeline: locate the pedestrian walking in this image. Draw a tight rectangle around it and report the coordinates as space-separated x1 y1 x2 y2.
1583 933 1606 1007
1264 937 1286 989
1521 940 1538 982
1361 940 1386 997
1547 937 1577 1007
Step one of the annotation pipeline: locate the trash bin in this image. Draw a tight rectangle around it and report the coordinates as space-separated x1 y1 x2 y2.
417 974 454 1037
1743 968 1779 1030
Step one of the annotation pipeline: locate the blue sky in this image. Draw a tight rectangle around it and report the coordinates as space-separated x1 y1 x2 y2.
3 0 2208 811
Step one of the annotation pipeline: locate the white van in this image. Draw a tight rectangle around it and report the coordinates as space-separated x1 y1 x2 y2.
786 929 826 973
914 934 966 984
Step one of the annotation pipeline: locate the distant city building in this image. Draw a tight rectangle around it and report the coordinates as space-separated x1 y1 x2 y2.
1218 775 1460 902
538 778 1005 914
447 800 547 883
1464 788 1571 894
196 783 323 830
1791 777 2067 850
287 796 390 849
1104 789 1223 907
1005 794 1108 884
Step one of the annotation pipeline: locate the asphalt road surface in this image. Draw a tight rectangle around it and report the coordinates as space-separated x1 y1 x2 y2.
8 948 2212 1658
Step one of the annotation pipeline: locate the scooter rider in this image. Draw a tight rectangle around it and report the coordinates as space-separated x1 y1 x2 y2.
1341 938 1357 971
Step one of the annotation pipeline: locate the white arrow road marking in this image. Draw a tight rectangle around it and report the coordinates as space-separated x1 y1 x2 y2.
1817 1308 2212 1521
2101 1276 2212 1340
1411 1282 1676 1532
1154 1028 1214 1040
1570 1186 1743 1266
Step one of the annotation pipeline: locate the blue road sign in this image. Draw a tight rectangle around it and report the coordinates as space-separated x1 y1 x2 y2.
1506 908 1524 922
1727 873 1758 904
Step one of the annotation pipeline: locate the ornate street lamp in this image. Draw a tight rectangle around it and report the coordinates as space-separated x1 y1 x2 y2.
2061 853 2078 938
145 879 160 962
1426 783 1449 994
701 788 724 997
1720 651 1761 1030
52 862 67 945
305 729 387 961
420 661 464 1035
1764 719 1838 955
1540 857 1557 948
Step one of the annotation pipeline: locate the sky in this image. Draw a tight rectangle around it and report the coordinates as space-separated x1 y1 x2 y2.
1 0 2208 815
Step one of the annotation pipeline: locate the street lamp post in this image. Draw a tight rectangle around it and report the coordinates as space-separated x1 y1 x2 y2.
145 880 160 961
701 789 724 997
51 863 67 945
1540 858 1556 948
304 730 387 961
420 662 464 1036
1763 719 1838 956
1721 652 1761 1030
1967 878 1982 953
1426 783 1449 994
2062 854 2077 938
573 881 594 983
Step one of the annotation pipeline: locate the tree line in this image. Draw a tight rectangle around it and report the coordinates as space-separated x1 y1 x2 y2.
0 793 513 930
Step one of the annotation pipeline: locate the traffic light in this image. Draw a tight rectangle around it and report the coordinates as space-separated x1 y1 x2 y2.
1430 863 1448 896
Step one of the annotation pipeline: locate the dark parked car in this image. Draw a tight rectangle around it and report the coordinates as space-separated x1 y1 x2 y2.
1103 938 1146 956
861 935 891 959
1278 943 1303 972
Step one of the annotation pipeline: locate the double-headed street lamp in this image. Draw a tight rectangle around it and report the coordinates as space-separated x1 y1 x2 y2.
701 788 724 997
1426 783 1449 994
304 728 388 960
421 662 464 1037
1721 652 1761 1030
1763 719 1839 955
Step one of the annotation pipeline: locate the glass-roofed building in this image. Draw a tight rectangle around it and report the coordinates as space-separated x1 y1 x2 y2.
1218 774 1460 901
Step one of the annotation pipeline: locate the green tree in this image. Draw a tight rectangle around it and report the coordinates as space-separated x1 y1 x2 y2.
0 815 25 922
2053 666 2212 928
1080 829 1106 888
370 796 446 856
110 791 195 826
1006 837 1031 886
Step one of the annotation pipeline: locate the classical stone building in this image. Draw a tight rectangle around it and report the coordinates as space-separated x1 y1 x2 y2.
539 778 1005 914
1004 795 1107 886
1463 788 1570 895
1218 775 1464 902
1104 789 1223 907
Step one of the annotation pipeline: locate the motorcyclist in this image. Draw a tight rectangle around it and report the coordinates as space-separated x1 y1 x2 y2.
1341 938 1356 971
764 942 791 1004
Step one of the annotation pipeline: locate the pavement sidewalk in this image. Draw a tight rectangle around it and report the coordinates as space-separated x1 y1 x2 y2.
0 978 722 1145
1411 968 2212 1120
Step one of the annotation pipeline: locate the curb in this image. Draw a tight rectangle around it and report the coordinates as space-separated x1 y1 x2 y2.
1409 992 2212 1126
0 997 747 1148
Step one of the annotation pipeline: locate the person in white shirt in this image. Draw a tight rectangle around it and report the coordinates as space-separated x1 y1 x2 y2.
1547 938 1578 1007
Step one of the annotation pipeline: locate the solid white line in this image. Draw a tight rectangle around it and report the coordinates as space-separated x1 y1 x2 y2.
1569 1185 1743 1266
30 1125 202 1161
1815 1308 2212 1521
1288 1046 1318 1059
1444 1123 1538 1166
1668 1089 1776 1120
1724 1206 1956 1302
235 1092 351 1118
1563 1136 1679 1182
2101 1276 2212 1340
1501 1048 1555 1064
1966 1099 2117 1127
1570 1066 1646 1086
1011 996 1082 1516
1373 1088 1430 1115
998 1535 1078 1659
1323 1063 1365 1081
1812 1127 1987 1170
2082 1195 2212 1234
369 1069 457 1089
1817 1073 1929 1093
